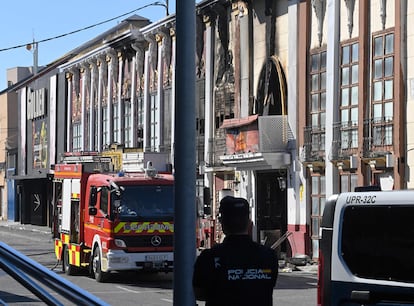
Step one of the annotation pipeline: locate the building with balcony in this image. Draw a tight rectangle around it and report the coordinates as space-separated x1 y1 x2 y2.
3 0 414 261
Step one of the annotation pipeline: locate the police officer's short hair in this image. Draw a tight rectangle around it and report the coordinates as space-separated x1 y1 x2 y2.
219 196 249 233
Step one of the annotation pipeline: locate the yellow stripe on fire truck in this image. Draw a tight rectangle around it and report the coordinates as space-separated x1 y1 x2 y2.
55 239 63 260
69 244 81 267
114 222 174 234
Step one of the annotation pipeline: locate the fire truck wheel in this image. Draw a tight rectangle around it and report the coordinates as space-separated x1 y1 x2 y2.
92 246 108 282
63 245 76 275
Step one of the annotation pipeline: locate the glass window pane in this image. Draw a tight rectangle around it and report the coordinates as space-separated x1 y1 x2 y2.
342 67 350 85
321 72 326 90
321 51 327 69
384 57 393 77
373 81 382 101
385 33 394 54
312 113 319 127
374 59 383 79
352 43 359 62
312 218 319 236
321 92 326 110
312 177 319 194
341 175 350 193
342 45 350 64
351 107 358 123
374 36 383 56
341 131 349 149
385 126 393 145
351 86 358 105
311 54 319 71
321 133 325 150
312 198 320 215
351 64 358 83
320 112 326 128
373 103 382 119
341 109 349 123
312 134 320 151
384 80 393 100
312 74 319 91
351 129 358 148
320 176 326 194
350 174 358 191
341 88 349 106
312 94 319 111
384 102 393 119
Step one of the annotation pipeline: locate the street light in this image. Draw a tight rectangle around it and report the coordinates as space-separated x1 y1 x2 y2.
153 0 169 16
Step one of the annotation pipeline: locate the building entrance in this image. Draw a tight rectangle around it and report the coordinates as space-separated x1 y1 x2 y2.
256 171 287 254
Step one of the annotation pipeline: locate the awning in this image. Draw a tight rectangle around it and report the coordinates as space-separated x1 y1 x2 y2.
220 114 258 129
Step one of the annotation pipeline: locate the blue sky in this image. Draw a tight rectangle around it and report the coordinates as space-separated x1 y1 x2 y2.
0 1 178 92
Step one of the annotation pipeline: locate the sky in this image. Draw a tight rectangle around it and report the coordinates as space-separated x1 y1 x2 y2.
0 1 179 92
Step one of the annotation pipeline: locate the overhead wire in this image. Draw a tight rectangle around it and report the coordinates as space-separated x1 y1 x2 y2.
0 1 167 53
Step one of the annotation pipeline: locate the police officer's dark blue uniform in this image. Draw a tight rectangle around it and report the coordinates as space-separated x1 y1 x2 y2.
193 196 278 306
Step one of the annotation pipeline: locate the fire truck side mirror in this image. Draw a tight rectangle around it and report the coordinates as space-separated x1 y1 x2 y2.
90 186 98 207
89 207 98 216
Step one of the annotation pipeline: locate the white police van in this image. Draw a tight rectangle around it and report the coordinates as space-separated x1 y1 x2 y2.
318 190 414 305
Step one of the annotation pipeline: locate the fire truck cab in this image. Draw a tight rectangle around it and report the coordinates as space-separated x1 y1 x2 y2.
52 153 174 282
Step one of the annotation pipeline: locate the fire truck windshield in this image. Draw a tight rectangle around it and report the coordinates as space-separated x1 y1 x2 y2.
111 185 174 221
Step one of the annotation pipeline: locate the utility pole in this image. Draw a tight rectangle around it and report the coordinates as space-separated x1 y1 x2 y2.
174 0 196 305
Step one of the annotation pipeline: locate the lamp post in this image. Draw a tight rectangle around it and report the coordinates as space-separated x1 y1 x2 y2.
153 0 169 16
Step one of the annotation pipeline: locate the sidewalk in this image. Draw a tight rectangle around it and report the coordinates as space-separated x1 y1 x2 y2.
0 220 51 235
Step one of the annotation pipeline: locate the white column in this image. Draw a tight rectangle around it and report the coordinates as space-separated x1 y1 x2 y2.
80 66 87 151
156 34 164 152
89 60 98 151
66 72 73 152
97 57 105 150
130 54 137 148
20 87 27 175
107 51 117 146
325 0 340 197
144 35 156 152
49 75 57 165
287 0 302 229
117 53 123 144
239 5 250 118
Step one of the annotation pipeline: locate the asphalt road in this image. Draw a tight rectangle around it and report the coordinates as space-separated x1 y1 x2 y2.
0 223 317 305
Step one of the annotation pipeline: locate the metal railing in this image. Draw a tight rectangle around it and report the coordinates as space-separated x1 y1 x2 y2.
0 242 109 306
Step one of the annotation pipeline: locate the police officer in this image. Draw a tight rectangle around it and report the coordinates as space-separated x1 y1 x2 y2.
192 196 278 306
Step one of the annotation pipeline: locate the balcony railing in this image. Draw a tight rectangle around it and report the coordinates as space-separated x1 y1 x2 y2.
362 117 393 158
302 125 325 163
330 121 359 161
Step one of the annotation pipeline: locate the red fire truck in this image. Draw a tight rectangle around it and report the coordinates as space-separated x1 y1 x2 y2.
52 154 174 282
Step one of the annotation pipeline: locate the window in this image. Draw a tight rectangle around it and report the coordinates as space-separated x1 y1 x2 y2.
150 94 158 151
100 187 109 215
137 96 144 149
371 32 394 147
124 100 132 148
113 103 120 143
309 50 326 152
102 107 108 146
72 123 81 152
341 205 414 283
340 42 359 150
311 175 325 239
340 174 358 193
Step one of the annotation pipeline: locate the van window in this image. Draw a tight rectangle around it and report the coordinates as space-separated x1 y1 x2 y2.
341 205 414 283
